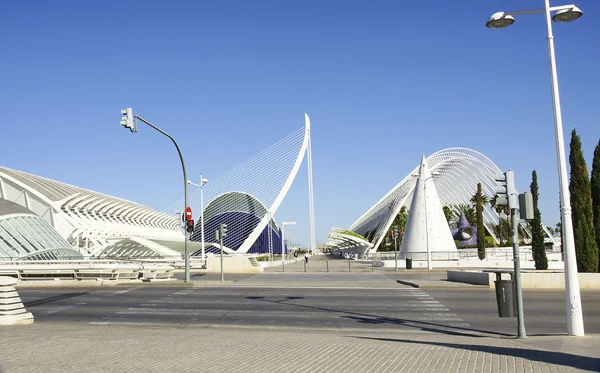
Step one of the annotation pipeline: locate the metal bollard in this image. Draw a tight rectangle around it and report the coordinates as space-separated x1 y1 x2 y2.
326 260 329 273
348 260 351 273
304 261 306 273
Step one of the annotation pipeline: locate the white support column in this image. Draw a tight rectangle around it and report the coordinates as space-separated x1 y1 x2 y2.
306 114 317 253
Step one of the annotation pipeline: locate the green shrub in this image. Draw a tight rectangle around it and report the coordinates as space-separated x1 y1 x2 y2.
485 236 497 247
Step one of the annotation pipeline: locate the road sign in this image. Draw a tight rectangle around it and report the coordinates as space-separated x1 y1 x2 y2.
185 206 192 220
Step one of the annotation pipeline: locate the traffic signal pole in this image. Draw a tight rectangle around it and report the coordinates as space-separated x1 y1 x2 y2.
217 224 227 283
123 112 191 283
511 205 527 338
496 170 526 338
220 232 224 283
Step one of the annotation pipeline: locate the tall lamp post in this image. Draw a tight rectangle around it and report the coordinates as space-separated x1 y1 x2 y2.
120 108 192 283
412 171 440 270
188 174 209 260
281 222 296 271
485 2 585 337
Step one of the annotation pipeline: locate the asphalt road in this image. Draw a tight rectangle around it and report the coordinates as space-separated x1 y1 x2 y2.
17 285 600 337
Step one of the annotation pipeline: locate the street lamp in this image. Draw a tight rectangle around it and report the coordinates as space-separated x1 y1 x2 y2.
485 1 585 337
412 171 440 270
281 222 296 271
120 108 192 283
188 174 209 261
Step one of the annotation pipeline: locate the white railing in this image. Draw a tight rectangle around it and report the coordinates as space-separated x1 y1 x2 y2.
371 247 562 262
0 259 177 281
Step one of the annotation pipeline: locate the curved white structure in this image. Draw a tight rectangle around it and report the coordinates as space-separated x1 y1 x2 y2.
0 166 181 257
168 114 315 255
0 199 82 260
400 155 456 254
350 148 554 253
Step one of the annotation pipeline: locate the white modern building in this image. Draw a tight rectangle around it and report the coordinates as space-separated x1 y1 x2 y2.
400 155 457 255
326 148 556 256
0 166 183 259
0 115 316 260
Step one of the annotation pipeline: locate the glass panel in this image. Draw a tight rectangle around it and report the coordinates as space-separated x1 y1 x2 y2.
16 216 51 250
0 220 33 253
9 217 44 253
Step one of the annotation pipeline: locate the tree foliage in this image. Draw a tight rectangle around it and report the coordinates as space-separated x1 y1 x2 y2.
530 170 548 270
490 194 510 245
475 183 486 260
494 218 513 246
591 139 600 270
455 204 476 226
569 129 599 272
442 205 456 227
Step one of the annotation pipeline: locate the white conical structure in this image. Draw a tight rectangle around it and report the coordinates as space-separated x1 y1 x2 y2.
400 155 456 261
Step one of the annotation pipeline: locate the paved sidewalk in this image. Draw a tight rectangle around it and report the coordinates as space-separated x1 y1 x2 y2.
2 323 598 372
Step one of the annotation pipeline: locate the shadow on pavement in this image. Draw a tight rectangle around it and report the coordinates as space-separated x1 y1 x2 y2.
246 295 513 338
23 292 89 307
352 336 600 372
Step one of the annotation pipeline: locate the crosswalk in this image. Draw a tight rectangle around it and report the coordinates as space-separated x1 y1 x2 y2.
22 286 471 332
22 287 142 316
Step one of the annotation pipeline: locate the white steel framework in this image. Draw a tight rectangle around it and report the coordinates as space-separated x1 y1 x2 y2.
0 166 182 257
350 148 555 252
166 114 316 255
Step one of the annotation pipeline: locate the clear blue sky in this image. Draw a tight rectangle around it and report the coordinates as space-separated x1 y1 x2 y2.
1 0 599 245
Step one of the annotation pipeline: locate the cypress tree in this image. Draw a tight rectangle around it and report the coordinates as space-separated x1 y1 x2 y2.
569 129 598 272
476 183 486 260
591 139 600 271
530 170 548 269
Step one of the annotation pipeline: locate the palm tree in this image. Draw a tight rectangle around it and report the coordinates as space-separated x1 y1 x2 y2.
490 194 506 245
470 192 489 207
455 203 476 226
442 205 457 227
490 193 511 246
391 206 409 242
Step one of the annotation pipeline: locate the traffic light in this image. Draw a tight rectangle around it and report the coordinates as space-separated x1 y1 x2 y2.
495 170 517 209
120 108 137 132
393 226 399 240
219 223 228 238
186 219 195 233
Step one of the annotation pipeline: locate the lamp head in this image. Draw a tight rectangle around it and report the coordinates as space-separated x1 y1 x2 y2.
201 178 209 184
486 12 515 28
552 6 583 22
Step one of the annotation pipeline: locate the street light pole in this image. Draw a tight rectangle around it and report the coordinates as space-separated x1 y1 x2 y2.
200 173 206 261
543 0 584 337
485 1 585 336
187 176 209 262
422 173 438 270
281 222 296 272
120 109 191 283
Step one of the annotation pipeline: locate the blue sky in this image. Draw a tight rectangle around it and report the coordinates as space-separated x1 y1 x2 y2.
1 0 599 245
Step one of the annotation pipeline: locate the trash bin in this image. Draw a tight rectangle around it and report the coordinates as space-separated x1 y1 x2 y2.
494 279 516 317
405 258 412 270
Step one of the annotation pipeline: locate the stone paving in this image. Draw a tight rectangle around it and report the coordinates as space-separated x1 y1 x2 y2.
1 323 598 372
4 261 600 373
